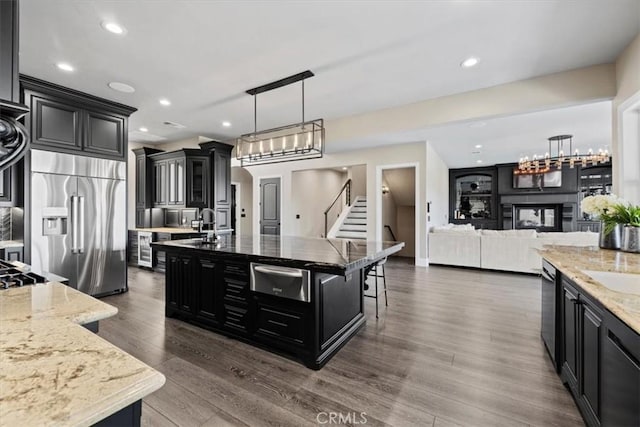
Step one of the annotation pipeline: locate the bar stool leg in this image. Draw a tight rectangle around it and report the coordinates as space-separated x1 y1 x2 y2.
383 264 388 307
375 264 379 319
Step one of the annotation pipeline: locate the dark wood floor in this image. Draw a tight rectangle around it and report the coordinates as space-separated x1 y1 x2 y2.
99 259 584 427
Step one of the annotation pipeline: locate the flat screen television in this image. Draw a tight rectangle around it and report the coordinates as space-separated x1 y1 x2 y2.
513 169 562 189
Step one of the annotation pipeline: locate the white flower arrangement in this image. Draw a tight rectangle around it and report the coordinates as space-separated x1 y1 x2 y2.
581 194 623 217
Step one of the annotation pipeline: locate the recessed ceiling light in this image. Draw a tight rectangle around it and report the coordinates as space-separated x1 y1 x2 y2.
222 121 231 127
108 82 135 93
461 57 480 68
56 62 74 72
476 159 483 164
101 21 125 35
342 167 348 170
159 98 171 106
475 144 483 149
139 127 148 132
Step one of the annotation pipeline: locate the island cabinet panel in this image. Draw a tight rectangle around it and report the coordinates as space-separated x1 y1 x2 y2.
252 295 309 349
560 278 603 426
166 255 196 315
601 311 640 427
195 259 220 325
319 272 362 349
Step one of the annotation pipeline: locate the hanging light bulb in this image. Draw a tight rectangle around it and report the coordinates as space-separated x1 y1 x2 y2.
259 140 264 156
294 134 298 151
282 136 287 153
544 152 550 168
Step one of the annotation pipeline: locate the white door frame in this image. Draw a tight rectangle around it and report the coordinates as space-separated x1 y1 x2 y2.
616 90 640 204
254 175 284 235
375 162 421 266
231 181 241 236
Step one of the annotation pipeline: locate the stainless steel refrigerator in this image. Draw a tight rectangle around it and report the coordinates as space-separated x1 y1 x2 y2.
30 150 127 296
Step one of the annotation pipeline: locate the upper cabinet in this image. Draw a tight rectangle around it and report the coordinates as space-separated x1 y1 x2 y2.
148 149 210 209
21 75 136 160
200 141 234 231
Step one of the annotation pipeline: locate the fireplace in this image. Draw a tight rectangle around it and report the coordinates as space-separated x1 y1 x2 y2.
513 204 562 232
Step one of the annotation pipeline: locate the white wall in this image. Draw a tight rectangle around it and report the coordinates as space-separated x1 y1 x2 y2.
231 167 253 236
291 169 346 237
241 141 428 263
396 206 415 257
349 164 367 199
613 32 640 203
426 142 449 229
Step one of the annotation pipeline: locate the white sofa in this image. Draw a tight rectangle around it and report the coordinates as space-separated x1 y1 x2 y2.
428 226 599 274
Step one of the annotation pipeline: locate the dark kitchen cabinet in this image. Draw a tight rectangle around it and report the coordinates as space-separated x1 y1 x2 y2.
601 311 640 427
153 160 167 207
561 278 603 427
150 149 209 209
0 161 20 207
0 246 23 262
195 258 220 325
200 141 234 231
166 254 195 315
186 156 208 208
254 296 307 347
132 147 163 227
21 76 136 160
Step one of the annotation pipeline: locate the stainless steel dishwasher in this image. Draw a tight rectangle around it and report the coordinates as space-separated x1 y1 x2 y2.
250 263 311 302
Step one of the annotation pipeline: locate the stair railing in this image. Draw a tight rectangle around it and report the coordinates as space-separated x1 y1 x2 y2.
384 224 397 241
324 179 352 237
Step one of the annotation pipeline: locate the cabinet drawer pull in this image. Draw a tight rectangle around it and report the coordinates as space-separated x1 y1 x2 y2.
267 319 288 328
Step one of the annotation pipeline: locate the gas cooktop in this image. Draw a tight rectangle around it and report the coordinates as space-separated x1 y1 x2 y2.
0 260 47 289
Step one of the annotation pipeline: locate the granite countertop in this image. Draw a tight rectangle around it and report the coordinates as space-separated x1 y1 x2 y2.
0 283 166 426
152 234 405 273
0 240 24 249
132 227 201 233
540 245 640 334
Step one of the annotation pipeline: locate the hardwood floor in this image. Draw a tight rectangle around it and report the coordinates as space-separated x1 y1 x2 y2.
99 259 584 427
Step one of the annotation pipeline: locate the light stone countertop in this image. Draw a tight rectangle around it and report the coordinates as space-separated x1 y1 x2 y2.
540 245 640 334
132 227 200 233
0 283 166 426
0 240 24 249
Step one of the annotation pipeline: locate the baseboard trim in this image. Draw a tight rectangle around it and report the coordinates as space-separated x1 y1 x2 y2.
415 257 428 267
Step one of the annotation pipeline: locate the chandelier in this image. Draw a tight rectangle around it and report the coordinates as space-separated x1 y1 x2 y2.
236 70 324 167
517 134 610 174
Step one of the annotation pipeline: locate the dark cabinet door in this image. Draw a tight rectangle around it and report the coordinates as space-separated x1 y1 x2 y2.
562 280 579 386
254 299 307 347
186 157 208 208
83 110 125 158
196 259 219 325
601 320 640 427
29 94 82 150
135 155 145 208
580 299 602 422
0 167 12 205
135 208 145 229
214 150 231 205
1 247 23 262
153 161 167 206
166 255 194 314
166 158 185 205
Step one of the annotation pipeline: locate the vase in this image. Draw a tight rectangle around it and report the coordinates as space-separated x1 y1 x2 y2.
599 222 622 249
621 225 640 253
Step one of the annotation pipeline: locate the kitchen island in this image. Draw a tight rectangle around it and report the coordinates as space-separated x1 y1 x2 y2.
0 282 165 426
540 246 640 427
152 234 404 369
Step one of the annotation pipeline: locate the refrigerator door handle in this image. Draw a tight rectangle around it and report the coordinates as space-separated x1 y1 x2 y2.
78 196 85 254
71 195 79 254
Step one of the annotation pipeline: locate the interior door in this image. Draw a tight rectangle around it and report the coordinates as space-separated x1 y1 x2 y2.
260 177 280 235
30 172 78 286
77 176 127 296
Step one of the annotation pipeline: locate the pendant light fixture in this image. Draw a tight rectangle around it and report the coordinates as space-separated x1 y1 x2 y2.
235 70 324 166
517 134 610 174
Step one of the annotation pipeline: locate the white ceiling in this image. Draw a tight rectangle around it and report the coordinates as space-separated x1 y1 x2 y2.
19 1 639 160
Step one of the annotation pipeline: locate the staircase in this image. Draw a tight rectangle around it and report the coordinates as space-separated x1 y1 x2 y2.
333 197 367 240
